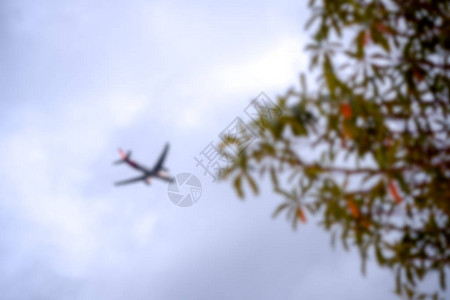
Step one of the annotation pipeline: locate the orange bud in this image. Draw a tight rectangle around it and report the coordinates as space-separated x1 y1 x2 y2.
347 199 360 218
340 103 352 119
360 219 370 229
297 208 307 223
388 180 403 204
413 68 424 81
376 23 390 34
363 30 371 45
385 136 393 147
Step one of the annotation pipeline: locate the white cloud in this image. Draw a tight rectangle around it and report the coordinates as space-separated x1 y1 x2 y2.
0 89 155 275
132 212 158 246
158 35 308 131
212 36 307 94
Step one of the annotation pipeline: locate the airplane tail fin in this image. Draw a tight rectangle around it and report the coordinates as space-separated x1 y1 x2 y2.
114 149 132 165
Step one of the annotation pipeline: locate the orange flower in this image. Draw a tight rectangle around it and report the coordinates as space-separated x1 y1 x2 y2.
376 23 391 34
413 68 424 81
297 207 307 223
347 199 360 218
340 103 352 119
360 219 370 229
388 180 403 204
385 136 393 147
363 30 371 45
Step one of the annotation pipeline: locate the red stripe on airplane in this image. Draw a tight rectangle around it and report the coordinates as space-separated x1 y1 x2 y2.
118 148 127 159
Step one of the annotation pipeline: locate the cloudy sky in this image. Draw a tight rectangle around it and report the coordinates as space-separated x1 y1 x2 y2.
0 0 424 299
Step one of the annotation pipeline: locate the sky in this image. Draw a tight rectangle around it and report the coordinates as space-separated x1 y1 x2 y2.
0 1 435 299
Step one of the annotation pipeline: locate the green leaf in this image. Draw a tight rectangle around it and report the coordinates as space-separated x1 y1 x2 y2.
272 203 290 218
234 175 244 199
395 267 402 295
270 166 279 188
371 25 390 52
406 265 415 285
305 13 320 30
375 243 386 264
355 29 366 59
246 174 259 195
439 267 446 290
323 54 338 97
300 73 307 95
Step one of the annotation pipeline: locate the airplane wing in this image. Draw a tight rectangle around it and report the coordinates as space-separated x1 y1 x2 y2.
153 143 170 171
114 149 151 173
114 175 147 186
156 175 175 183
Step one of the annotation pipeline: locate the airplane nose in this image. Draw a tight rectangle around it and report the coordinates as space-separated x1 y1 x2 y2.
118 148 127 159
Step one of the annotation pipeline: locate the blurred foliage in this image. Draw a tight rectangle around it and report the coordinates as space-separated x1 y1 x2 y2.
219 0 450 299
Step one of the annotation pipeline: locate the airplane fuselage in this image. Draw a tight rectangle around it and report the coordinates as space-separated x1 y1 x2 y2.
123 161 173 184
114 144 174 186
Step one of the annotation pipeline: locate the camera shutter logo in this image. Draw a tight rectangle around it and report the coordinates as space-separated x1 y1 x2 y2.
167 173 202 207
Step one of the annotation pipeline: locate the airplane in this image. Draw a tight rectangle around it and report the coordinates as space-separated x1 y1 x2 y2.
114 143 174 186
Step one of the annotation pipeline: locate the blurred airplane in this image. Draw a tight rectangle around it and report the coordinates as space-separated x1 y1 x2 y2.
114 143 174 186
